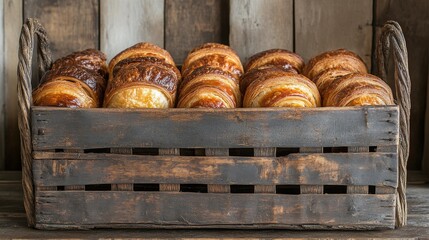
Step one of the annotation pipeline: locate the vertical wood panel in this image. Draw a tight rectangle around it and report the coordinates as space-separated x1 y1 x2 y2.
0 0 4 170
229 0 294 63
100 0 164 61
376 0 429 171
23 0 99 61
295 0 373 67
165 0 229 64
4 0 22 170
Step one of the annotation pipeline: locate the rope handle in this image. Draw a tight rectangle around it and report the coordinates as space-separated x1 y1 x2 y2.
17 18 52 227
376 21 411 227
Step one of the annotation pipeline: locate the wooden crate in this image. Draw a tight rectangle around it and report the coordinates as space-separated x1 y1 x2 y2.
18 19 410 230
31 107 399 230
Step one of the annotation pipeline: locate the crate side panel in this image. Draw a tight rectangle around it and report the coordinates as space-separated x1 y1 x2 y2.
33 152 397 187
32 107 399 149
35 191 395 228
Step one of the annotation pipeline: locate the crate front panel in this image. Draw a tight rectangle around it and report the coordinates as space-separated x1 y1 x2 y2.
32 152 397 187
34 191 395 229
32 106 399 150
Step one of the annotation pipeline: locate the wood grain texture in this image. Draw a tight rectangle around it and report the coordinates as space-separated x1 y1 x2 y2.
31 106 399 149
165 0 229 64
295 0 373 67
229 0 294 62
110 148 133 191
100 0 164 60
375 0 429 170
299 147 323 194
32 152 397 187
159 148 180 193
0 0 4 169
34 191 395 229
4 0 22 170
23 0 99 61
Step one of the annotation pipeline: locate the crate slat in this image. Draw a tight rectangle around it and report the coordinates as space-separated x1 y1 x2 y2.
34 191 395 230
32 106 399 150
33 152 397 187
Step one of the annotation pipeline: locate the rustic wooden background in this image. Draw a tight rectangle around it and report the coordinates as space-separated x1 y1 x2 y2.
0 0 428 174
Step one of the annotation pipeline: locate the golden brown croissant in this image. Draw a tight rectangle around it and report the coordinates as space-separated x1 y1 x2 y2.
181 43 243 80
243 68 321 108
304 49 368 80
104 59 180 108
323 73 394 107
177 66 240 108
245 49 305 73
108 42 176 79
33 64 106 108
52 49 108 79
313 68 353 101
240 65 298 94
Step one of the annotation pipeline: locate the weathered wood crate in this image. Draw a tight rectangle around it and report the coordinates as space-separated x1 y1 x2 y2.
18 19 410 230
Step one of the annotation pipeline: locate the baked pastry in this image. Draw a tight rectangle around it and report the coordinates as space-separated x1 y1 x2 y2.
108 42 176 79
243 69 321 108
52 49 108 79
323 73 394 107
181 43 243 80
245 49 305 73
104 59 180 108
313 68 352 101
33 65 106 108
304 49 368 80
105 43 180 108
177 66 240 108
240 65 298 94
33 49 107 108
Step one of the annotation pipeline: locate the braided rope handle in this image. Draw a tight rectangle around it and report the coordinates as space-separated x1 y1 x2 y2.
17 18 52 227
376 21 411 227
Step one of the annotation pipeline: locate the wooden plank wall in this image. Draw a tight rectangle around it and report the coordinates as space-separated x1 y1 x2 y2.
0 0 428 173
0 0 4 170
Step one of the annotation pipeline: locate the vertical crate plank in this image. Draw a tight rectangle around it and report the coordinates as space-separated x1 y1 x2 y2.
254 148 276 193
159 148 180 192
4 0 22 170
347 147 369 194
206 148 230 193
229 0 293 63
111 148 133 191
424 55 429 176
376 0 429 170
100 0 164 60
295 0 373 67
300 147 323 194
165 0 229 64
0 0 4 170
63 150 85 190
23 0 99 60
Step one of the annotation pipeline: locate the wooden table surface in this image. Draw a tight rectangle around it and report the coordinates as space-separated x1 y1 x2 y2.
1 171 428 239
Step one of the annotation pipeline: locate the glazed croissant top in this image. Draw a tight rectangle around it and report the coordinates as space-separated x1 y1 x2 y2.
304 49 368 80
178 66 240 108
108 42 176 78
52 49 108 79
104 59 180 108
243 69 321 108
182 43 244 80
33 64 106 108
324 73 394 106
245 49 305 73
240 65 298 94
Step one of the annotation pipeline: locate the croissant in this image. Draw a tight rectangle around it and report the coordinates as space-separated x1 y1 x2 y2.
177 66 240 108
181 43 243 80
313 68 353 101
243 68 321 108
240 65 298 94
304 49 368 80
245 49 305 73
323 73 394 107
33 64 106 108
104 59 180 108
108 42 176 79
52 49 108 79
